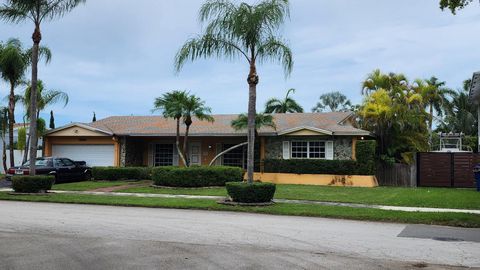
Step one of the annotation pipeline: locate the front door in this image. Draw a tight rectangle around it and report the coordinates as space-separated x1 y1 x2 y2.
189 142 201 166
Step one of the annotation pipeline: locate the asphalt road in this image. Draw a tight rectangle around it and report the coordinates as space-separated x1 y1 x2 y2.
0 201 479 270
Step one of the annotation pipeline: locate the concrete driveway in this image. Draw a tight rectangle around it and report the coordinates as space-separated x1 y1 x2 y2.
0 201 478 270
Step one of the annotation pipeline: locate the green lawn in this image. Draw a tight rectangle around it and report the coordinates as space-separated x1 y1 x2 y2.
52 181 480 210
119 184 480 210
0 192 478 228
52 181 150 191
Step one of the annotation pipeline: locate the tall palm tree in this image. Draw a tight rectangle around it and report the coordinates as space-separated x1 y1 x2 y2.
0 0 86 175
265 88 303 113
153 90 189 166
413 76 454 147
0 38 27 167
181 94 214 166
175 0 293 183
0 38 51 166
312 91 352 112
362 69 408 95
0 107 8 172
21 80 68 163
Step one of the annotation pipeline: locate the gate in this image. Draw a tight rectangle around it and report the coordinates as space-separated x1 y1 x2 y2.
417 152 479 187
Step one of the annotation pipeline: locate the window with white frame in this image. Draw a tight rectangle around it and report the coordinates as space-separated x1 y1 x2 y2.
291 141 326 159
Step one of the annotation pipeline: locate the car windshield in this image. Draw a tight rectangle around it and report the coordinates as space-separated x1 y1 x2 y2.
22 159 49 167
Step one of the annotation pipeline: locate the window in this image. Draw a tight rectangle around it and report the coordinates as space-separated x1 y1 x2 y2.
222 144 246 168
154 144 174 166
291 141 325 159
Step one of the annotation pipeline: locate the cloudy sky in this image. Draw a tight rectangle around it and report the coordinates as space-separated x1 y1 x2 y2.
1 0 479 126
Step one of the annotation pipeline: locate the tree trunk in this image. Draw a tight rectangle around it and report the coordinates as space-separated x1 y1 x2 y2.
175 118 187 167
2 136 7 173
28 25 41 175
183 124 191 167
23 134 29 165
209 142 248 166
8 82 15 168
246 62 259 184
429 104 433 150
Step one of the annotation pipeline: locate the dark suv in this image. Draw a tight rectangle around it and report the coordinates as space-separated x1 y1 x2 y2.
6 157 92 183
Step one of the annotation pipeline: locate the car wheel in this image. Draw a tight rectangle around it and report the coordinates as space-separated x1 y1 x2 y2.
84 171 92 181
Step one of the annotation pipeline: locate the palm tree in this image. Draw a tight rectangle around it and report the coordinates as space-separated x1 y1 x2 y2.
413 76 454 147
265 88 303 113
0 0 86 175
362 69 408 95
0 38 27 167
153 90 189 166
21 80 68 163
209 113 276 166
231 113 276 136
312 91 352 112
175 0 293 183
181 94 214 166
0 107 8 172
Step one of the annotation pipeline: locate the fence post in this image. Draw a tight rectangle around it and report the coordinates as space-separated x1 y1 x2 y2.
410 153 417 187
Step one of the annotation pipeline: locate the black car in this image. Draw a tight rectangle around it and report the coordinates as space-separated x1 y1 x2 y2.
6 157 92 183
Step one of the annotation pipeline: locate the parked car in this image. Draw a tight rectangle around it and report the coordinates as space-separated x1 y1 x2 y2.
6 157 92 183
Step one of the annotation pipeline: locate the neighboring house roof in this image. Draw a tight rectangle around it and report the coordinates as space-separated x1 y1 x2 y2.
69 112 370 137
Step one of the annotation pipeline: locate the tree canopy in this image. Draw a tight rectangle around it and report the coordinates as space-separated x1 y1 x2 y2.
265 88 303 113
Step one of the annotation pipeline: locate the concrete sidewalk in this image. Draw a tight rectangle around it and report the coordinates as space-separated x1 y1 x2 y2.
2 187 479 215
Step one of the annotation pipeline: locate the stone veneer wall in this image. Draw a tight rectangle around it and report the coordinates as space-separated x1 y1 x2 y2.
264 136 353 160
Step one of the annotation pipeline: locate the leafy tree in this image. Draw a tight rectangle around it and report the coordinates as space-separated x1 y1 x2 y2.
181 94 214 166
175 0 293 183
437 79 477 136
17 126 26 150
92 111 96 122
312 91 352 112
359 70 429 163
265 88 303 113
440 0 475 14
153 90 189 166
413 77 454 147
0 0 86 175
49 110 54 129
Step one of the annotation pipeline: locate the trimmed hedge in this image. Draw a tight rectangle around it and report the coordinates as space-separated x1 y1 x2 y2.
263 140 377 176
226 182 276 203
12 176 55 193
152 166 244 187
356 140 376 175
92 167 152 181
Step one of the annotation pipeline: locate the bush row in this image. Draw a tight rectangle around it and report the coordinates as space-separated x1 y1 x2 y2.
152 166 244 187
92 167 152 181
12 176 55 193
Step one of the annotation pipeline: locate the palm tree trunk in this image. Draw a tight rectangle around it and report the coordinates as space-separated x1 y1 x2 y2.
28 25 41 176
2 136 7 173
246 62 259 184
183 124 191 167
8 83 15 168
23 134 29 164
175 118 187 167
429 104 433 150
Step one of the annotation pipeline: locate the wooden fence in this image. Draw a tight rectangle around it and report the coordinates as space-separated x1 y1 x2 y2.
376 163 416 187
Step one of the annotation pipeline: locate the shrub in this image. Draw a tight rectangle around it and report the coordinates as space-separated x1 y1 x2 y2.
226 182 276 203
356 140 376 175
264 159 360 175
12 176 55 193
152 166 244 187
92 167 151 181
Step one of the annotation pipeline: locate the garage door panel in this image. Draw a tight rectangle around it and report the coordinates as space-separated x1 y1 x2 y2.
52 145 114 167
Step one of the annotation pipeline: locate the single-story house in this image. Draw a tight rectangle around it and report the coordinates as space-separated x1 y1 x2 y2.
43 112 370 168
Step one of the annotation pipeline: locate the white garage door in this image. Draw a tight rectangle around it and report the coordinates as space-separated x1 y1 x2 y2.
52 144 115 167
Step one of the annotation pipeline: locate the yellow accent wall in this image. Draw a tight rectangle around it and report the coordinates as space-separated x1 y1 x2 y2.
47 126 109 137
283 129 329 136
248 172 378 187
